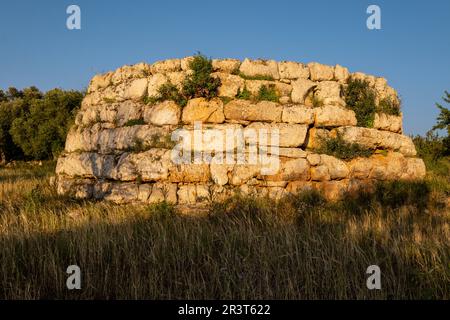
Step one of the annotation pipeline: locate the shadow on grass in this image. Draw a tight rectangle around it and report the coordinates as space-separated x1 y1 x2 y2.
0 181 448 299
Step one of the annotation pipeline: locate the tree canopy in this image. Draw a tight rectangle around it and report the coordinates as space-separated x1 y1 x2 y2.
0 87 83 162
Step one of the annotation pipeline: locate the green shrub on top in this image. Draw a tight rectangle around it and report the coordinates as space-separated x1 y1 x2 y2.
143 53 221 107
182 53 221 100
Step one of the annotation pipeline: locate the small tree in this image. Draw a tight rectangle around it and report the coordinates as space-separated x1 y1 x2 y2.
432 91 450 156
182 53 221 101
413 91 450 161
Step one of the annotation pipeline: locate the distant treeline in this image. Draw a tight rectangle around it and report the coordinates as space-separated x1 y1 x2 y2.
0 87 84 163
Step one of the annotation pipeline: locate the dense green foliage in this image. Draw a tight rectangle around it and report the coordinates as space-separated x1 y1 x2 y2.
315 134 374 160
0 87 83 161
413 131 447 162
343 78 377 127
432 90 450 155
182 53 221 100
344 77 402 127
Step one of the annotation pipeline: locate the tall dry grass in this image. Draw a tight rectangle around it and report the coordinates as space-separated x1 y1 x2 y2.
0 161 448 299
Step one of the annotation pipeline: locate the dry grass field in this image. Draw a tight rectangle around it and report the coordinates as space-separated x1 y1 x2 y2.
0 160 448 299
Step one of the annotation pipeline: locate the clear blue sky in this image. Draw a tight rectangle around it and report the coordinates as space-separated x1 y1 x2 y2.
0 0 449 135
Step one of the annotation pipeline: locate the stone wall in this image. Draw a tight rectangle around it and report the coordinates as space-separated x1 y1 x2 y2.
55 57 426 205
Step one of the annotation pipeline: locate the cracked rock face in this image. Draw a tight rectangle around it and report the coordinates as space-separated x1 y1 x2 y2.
56 57 425 205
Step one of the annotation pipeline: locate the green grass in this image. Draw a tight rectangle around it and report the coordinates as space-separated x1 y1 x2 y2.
236 86 252 100
0 161 448 299
256 84 279 102
311 96 324 108
148 82 187 107
123 119 145 127
315 134 374 160
219 96 233 105
236 72 275 81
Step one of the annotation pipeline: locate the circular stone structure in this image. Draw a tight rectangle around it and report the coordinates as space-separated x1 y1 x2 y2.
55 57 426 205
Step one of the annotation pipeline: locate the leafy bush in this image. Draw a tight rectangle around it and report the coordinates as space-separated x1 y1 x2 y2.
343 77 377 127
316 134 374 160
236 86 252 100
182 53 221 100
256 84 279 102
432 90 450 156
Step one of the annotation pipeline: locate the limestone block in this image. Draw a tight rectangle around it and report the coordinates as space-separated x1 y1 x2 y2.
278 61 309 79
212 72 244 97
314 81 345 106
333 127 417 156
143 100 181 126
334 65 349 82
224 100 282 122
282 105 315 124
182 98 225 124
212 59 241 73
147 73 168 97
373 113 402 133
239 58 279 79
244 122 308 147
314 105 357 127
308 62 334 81
150 59 181 73
291 79 316 104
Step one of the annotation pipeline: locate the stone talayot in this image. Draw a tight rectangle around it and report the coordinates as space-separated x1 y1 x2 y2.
57 57 426 205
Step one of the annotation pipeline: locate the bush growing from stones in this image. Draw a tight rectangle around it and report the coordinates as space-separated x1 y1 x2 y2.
316 134 374 160
344 77 377 127
124 119 145 127
378 97 401 116
256 84 279 102
181 53 221 101
236 86 251 100
147 53 221 107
